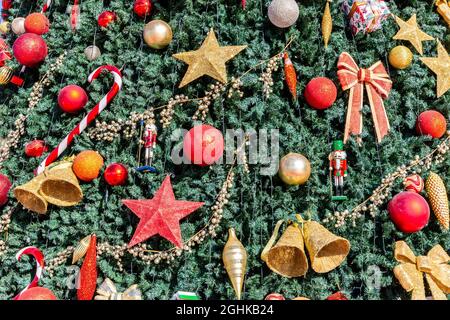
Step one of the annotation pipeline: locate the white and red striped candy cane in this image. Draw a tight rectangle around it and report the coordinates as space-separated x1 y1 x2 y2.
36 65 122 175
13 246 44 300
41 0 52 13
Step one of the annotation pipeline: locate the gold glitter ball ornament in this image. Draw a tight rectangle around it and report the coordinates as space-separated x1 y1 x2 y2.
389 46 413 70
0 22 9 34
143 20 173 49
268 0 299 28
172 28 247 88
278 153 311 185
11 17 26 35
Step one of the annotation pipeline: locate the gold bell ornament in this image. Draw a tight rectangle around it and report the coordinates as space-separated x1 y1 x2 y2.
14 159 83 214
222 228 247 300
261 220 308 278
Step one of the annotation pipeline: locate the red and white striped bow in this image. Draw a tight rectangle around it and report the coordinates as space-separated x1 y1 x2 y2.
337 52 392 144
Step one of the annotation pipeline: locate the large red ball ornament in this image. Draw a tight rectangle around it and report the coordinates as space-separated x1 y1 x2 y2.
134 0 152 18
388 191 430 233
12 33 48 67
17 287 57 300
104 163 128 186
304 77 337 110
58 85 88 113
24 13 50 35
183 125 224 166
98 11 117 28
416 110 447 139
0 173 11 207
25 140 48 157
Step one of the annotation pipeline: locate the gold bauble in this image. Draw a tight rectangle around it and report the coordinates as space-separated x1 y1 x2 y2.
143 20 173 49
0 66 13 85
278 153 311 185
11 17 25 35
0 22 9 34
389 46 413 69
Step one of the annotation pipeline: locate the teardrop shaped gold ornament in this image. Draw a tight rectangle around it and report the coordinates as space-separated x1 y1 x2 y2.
222 228 247 300
72 235 92 264
322 0 333 48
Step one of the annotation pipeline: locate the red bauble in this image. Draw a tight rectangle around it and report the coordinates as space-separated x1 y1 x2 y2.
416 110 447 139
326 292 348 300
0 173 11 207
17 287 57 300
134 0 152 18
98 11 117 28
104 163 128 186
304 77 337 110
183 125 224 166
12 33 48 67
265 293 285 300
388 191 430 233
25 140 48 157
24 13 50 35
58 85 88 113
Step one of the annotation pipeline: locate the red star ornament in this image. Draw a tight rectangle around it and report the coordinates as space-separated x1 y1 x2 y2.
123 175 204 248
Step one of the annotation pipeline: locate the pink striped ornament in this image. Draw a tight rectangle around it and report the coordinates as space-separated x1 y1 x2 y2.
36 65 122 175
13 246 45 300
403 174 424 193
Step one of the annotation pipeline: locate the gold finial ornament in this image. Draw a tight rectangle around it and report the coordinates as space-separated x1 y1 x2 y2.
222 228 247 300
322 0 332 47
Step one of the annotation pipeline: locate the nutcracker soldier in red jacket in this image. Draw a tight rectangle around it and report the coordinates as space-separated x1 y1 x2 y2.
136 120 158 173
329 140 348 201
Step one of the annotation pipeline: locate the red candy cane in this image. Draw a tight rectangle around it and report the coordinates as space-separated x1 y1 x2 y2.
36 65 123 175
41 0 52 12
13 246 45 300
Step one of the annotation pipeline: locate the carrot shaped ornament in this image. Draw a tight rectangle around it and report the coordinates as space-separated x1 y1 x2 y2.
77 234 98 300
283 52 297 100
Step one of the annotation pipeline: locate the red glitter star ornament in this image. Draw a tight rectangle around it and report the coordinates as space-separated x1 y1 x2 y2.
123 175 204 248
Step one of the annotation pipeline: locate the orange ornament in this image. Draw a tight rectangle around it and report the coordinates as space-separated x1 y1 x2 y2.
72 150 104 182
24 13 50 35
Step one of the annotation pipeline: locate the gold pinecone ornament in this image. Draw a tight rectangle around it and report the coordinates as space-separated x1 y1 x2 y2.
425 172 449 230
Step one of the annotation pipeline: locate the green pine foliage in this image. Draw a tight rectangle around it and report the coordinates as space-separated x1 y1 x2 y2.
0 0 449 300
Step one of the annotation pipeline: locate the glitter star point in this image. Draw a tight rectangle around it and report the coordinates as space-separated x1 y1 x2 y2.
173 29 247 88
393 14 433 55
420 40 450 98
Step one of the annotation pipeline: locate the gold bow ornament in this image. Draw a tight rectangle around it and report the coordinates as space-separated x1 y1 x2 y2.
94 278 142 300
394 241 450 300
436 0 450 27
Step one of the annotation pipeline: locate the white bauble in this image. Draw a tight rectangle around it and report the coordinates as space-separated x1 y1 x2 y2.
268 0 299 28
84 45 101 61
11 17 25 35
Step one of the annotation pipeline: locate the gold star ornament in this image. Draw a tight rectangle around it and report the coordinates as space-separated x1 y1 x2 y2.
173 29 247 88
420 40 450 98
393 14 433 55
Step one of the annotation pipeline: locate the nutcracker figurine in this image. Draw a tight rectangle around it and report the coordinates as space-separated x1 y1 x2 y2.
136 120 158 173
329 140 348 201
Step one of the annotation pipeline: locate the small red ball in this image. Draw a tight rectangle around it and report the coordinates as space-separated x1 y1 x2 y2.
17 287 57 300
416 110 447 139
98 11 117 28
12 33 48 67
388 191 430 233
265 293 285 300
134 0 152 18
304 77 337 110
24 13 50 35
0 173 12 207
326 292 349 300
58 85 88 113
25 140 48 157
104 163 128 186
183 125 224 166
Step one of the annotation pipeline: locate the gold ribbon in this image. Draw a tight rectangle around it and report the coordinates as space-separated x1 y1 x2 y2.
94 278 142 300
436 0 450 27
261 219 285 262
394 241 450 300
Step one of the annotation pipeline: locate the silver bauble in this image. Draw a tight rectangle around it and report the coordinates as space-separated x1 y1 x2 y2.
268 0 299 28
84 45 101 61
11 17 26 35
